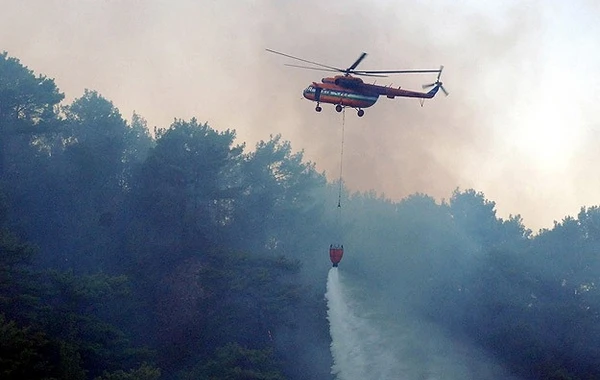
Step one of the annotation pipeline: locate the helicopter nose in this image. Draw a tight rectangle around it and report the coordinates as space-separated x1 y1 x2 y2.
303 86 312 99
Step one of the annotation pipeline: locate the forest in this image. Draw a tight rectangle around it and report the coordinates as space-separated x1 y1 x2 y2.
1 50 600 380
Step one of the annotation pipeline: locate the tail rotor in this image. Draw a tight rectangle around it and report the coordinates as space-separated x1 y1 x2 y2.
422 66 449 96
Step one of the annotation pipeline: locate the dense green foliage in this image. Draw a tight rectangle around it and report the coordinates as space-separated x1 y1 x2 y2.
2 51 600 380
0 52 330 380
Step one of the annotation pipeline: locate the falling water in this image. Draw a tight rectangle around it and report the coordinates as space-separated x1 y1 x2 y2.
325 267 522 380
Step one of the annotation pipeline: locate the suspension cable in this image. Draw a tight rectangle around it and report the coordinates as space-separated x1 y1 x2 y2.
337 107 345 209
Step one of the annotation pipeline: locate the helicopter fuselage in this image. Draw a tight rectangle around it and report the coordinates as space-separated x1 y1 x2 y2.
303 75 439 112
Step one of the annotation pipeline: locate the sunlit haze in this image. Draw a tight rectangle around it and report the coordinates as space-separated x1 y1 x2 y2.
3 0 600 231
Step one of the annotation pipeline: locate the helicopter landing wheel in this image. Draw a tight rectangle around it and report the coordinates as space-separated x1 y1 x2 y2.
335 104 343 113
357 109 365 117
315 105 322 112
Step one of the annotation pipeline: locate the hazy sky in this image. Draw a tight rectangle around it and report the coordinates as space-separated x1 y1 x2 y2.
2 0 600 231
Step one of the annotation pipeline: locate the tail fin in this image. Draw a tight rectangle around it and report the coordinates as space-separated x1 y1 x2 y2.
426 85 440 98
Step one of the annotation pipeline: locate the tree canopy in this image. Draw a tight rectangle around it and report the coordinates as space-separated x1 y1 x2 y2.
2 51 600 380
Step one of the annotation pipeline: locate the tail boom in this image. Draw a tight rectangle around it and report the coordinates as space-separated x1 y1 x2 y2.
382 85 439 99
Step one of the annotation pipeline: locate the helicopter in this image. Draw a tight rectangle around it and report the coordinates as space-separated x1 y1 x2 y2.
266 49 448 117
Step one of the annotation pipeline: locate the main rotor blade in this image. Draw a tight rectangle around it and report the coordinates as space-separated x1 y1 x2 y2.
284 64 341 73
440 85 449 96
266 49 343 72
285 63 387 77
347 52 368 72
354 72 388 78
355 69 442 74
